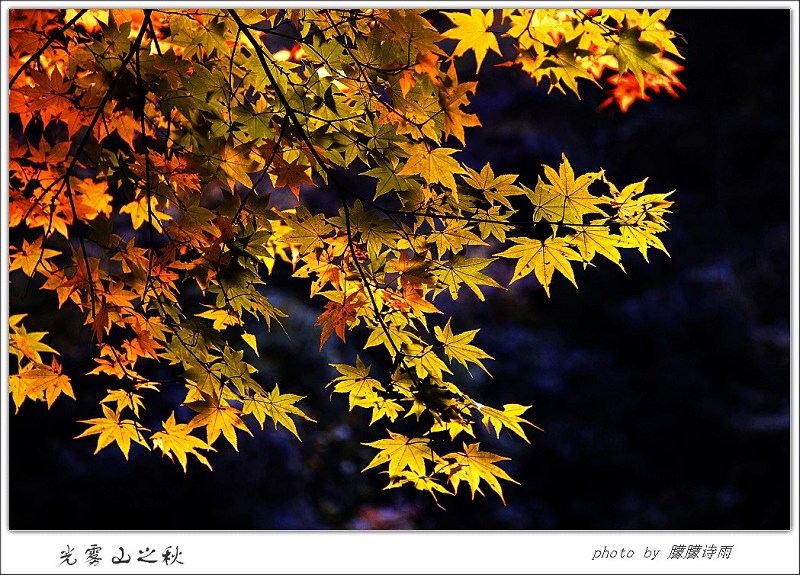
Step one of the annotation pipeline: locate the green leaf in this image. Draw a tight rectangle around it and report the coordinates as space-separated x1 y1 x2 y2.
608 23 664 92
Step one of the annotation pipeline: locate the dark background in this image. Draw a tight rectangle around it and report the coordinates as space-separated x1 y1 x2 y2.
8 9 792 530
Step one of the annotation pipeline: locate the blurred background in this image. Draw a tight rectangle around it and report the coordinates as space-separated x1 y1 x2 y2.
8 9 791 530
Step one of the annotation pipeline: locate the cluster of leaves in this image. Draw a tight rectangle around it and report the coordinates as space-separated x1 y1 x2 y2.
8 8 679 504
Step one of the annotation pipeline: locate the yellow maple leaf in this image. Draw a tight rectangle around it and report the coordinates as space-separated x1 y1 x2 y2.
9 371 41 413
185 391 253 450
8 236 60 277
529 153 606 224
430 220 487 259
21 357 75 408
434 318 493 375
100 388 145 417
9 316 58 364
442 9 502 73
477 403 540 443
437 442 519 504
566 224 627 269
329 356 386 410
219 144 258 192
362 431 432 477
151 412 214 472
75 405 150 460
397 142 466 194
240 384 315 441
119 196 171 232
195 305 242 330
495 236 582 296
386 469 452 502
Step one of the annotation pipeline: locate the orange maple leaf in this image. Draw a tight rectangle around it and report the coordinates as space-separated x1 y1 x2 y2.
600 56 685 113
269 157 315 200
315 292 360 350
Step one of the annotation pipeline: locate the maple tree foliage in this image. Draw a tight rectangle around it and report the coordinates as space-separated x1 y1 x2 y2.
8 8 681 505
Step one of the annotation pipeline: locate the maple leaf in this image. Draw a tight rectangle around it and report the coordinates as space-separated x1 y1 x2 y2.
219 144 257 191
430 417 475 441
386 252 435 291
151 412 214 472
119 196 171 233
9 371 39 414
434 318 493 375
397 142 466 194
195 305 242 330
430 221 487 259
495 236 582 296
620 220 671 262
462 162 524 209
74 178 113 221
477 403 540 443
315 291 360 350
282 206 332 255
528 153 606 224
439 66 481 145
65 8 108 34
386 470 452 502
241 384 315 440
442 9 502 73
540 35 599 97
566 224 626 269
186 391 253 450
638 9 683 59
367 397 404 425
9 236 60 276
476 206 513 242
381 286 441 318
599 56 685 113
438 442 519 504
329 356 386 410
607 178 674 260
75 405 150 460
9 316 58 363
20 358 75 408
434 251 504 301
646 56 686 99
373 10 444 64
270 156 315 200
100 388 145 417
607 23 664 93
362 431 433 477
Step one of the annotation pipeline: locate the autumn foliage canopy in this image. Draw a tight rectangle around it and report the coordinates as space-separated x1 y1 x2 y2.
8 8 681 504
